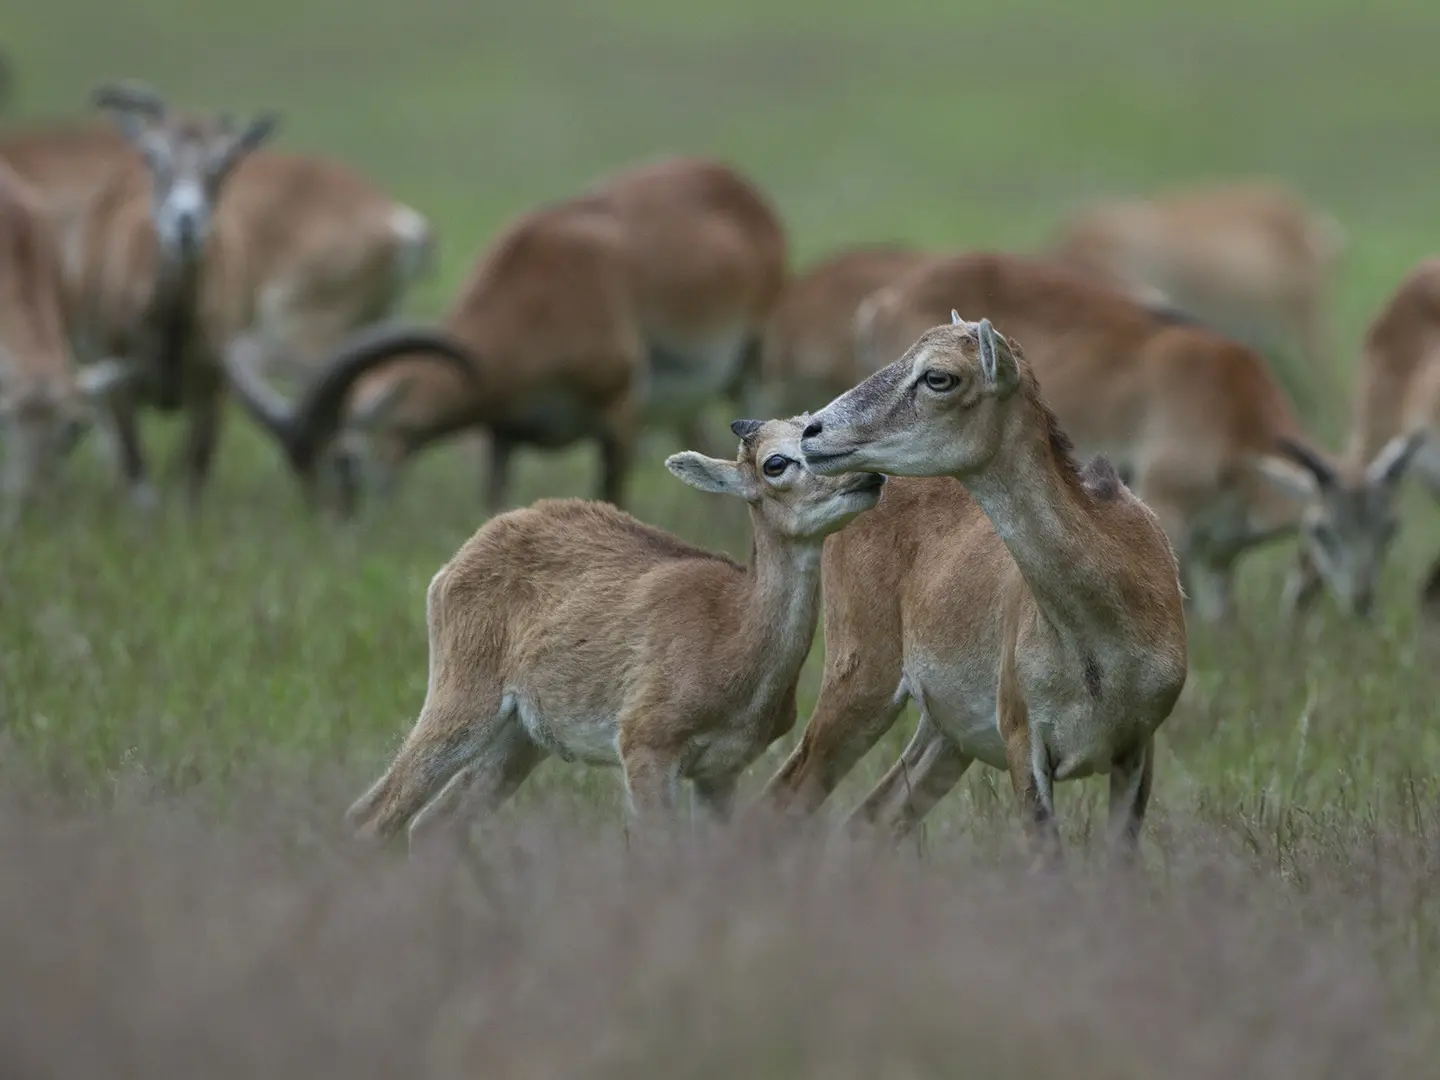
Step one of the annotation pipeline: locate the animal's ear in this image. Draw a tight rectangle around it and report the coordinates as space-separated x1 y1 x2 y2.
238 111 280 152
730 418 763 443
665 451 747 497
976 318 1020 398
91 81 164 144
1365 430 1425 490
216 112 279 174
1273 436 1338 490
1253 454 1320 500
951 309 965 326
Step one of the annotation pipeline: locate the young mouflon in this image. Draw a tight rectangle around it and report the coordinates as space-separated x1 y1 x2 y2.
345 416 884 847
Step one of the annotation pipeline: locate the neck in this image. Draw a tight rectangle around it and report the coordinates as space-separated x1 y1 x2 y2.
959 407 1102 632
739 514 826 691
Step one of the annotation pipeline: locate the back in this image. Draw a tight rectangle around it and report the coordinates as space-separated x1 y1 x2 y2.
584 156 789 347
1351 258 1440 461
442 497 740 608
762 244 934 396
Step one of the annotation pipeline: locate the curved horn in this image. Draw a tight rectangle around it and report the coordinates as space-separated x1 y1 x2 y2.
91 80 167 117
1274 435 1338 489
226 322 477 476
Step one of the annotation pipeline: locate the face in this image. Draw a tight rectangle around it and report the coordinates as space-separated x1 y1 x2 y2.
99 93 278 260
665 417 885 541
799 314 1022 479
1262 432 1424 618
1297 483 1401 618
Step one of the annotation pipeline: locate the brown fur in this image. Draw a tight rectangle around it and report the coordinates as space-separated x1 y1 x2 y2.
1050 180 1346 382
0 120 436 384
0 160 102 523
224 156 789 518
344 417 883 846
749 243 935 418
762 317 1188 864
1340 257 1440 613
858 250 1402 621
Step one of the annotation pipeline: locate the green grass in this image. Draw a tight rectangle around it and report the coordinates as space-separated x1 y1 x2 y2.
3 0 1440 1016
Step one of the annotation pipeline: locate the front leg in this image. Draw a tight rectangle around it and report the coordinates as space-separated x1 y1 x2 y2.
1421 553 1440 620
98 381 156 511
998 677 1062 872
483 434 513 518
176 378 224 513
618 731 684 832
1281 550 1323 621
1107 737 1155 870
691 775 738 830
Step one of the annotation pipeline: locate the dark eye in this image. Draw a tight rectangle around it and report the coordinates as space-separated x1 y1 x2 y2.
763 455 790 478
923 371 958 392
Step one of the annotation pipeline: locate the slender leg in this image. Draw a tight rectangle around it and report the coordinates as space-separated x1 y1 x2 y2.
178 382 224 514
103 390 156 510
1421 555 1440 618
1107 737 1155 870
346 689 510 843
692 775 738 829
1281 550 1323 622
763 678 908 820
844 710 973 843
483 435 513 518
619 742 684 826
1000 689 1061 872
598 427 634 509
406 721 546 851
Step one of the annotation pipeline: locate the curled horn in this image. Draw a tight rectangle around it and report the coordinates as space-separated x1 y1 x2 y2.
91 80 167 118
1274 435 1338 489
730 418 763 442
221 321 478 482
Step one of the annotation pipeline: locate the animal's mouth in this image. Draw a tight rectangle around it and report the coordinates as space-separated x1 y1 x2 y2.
847 472 887 494
802 448 857 473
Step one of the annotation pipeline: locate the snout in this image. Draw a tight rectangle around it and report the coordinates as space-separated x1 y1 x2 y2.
799 414 858 475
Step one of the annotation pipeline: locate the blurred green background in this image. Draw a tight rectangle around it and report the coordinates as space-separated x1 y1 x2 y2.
2 0 1438 844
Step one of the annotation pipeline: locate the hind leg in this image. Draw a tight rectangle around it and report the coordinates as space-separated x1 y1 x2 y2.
844 710 973 844
346 686 541 845
406 710 546 850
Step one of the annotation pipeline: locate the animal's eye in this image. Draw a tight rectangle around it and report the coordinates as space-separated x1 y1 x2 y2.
762 455 789 478
923 371 959 392
1309 521 1338 549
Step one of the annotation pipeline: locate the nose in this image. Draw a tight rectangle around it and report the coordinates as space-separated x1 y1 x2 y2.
177 213 200 248
802 419 822 440
1352 589 1375 618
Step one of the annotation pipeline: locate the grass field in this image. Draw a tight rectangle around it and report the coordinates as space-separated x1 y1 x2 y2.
3 0 1440 1074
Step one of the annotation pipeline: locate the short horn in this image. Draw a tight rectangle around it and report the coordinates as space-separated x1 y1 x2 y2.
281 321 478 474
